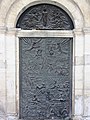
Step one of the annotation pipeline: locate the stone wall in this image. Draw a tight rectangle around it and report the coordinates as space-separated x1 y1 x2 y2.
0 0 90 120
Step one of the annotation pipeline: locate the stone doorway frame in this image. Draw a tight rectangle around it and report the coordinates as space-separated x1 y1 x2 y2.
0 0 85 120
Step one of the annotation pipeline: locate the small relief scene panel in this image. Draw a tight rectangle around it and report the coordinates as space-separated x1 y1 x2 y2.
19 37 73 120
16 4 74 30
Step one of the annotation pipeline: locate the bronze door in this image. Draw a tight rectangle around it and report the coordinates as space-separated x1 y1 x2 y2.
19 37 73 120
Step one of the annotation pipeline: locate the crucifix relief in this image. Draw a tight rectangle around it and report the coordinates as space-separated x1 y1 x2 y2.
42 9 48 27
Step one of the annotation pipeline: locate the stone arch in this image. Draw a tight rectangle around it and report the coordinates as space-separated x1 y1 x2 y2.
2 0 84 29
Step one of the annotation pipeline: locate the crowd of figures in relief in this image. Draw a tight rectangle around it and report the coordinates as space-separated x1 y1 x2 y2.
19 37 73 120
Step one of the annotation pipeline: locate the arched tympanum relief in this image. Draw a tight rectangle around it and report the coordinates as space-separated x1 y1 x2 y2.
16 4 74 30
17 3 74 120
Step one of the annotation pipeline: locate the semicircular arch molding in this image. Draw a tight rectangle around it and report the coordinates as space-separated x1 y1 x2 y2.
3 0 84 29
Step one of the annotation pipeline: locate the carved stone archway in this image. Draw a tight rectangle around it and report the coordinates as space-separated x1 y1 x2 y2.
16 3 74 120
0 0 86 120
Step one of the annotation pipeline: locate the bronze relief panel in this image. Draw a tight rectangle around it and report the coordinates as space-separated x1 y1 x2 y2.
19 37 73 120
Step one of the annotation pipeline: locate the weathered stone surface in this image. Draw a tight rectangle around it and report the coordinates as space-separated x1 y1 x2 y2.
0 0 90 120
